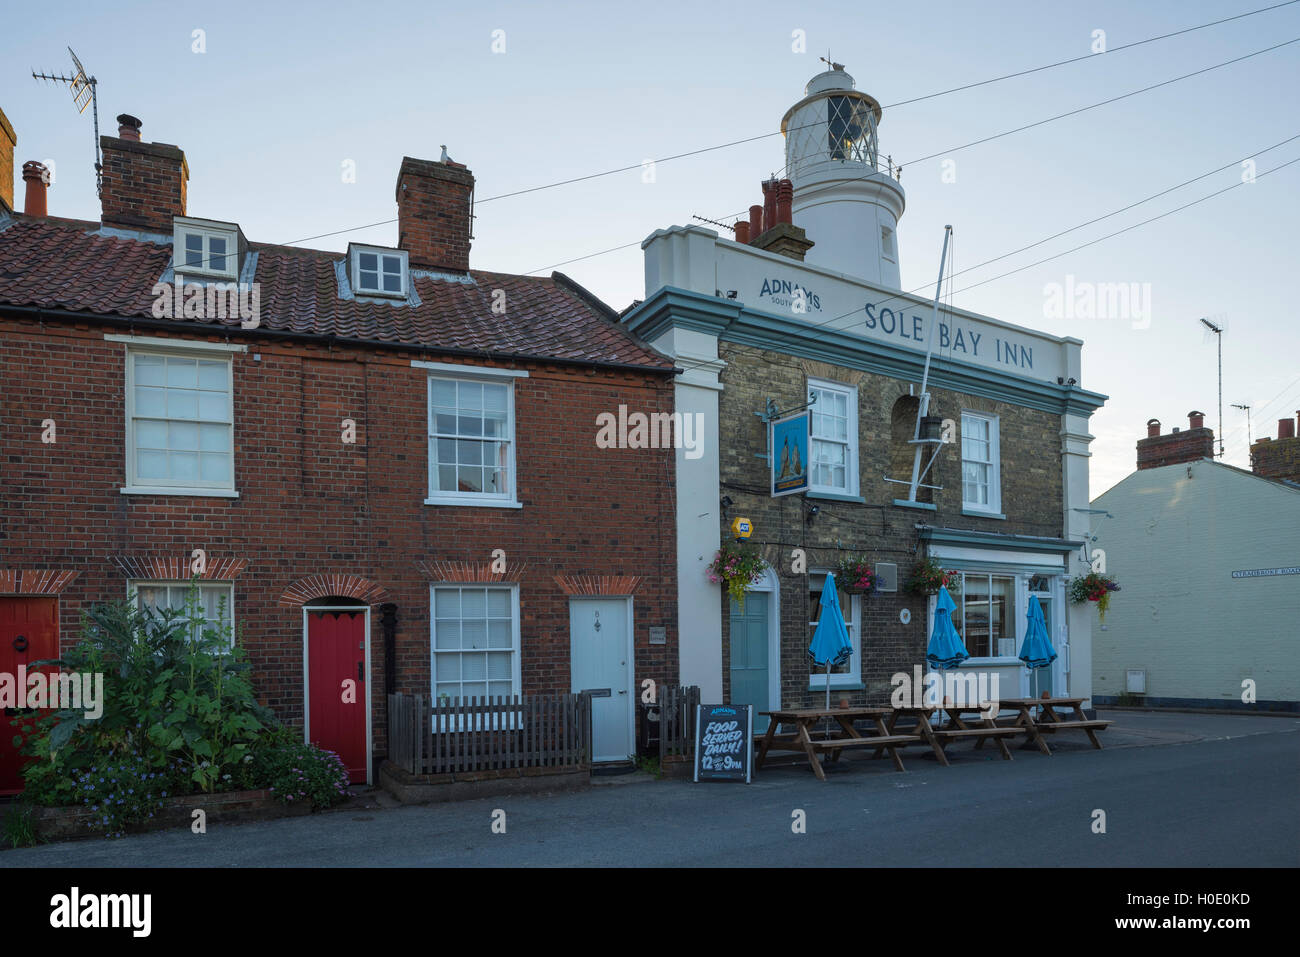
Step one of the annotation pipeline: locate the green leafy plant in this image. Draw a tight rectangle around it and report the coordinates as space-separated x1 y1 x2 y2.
707 542 770 610
905 557 959 596
1069 572 1121 622
635 755 663 779
69 750 186 838
2 802 41 849
834 555 876 596
254 740 352 808
21 580 275 803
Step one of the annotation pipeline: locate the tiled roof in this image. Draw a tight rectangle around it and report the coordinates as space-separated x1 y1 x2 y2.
0 216 674 371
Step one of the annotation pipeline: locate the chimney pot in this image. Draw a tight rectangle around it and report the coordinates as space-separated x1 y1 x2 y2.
777 179 794 225
761 179 778 236
1280 418 1296 440
1146 418 1161 438
116 114 143 141
748 204 763 239
22 161 48 218
1188 410 1205 430
734 220 751 244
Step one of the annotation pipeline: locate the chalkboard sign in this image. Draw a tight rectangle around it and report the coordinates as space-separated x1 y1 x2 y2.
693 704 753 783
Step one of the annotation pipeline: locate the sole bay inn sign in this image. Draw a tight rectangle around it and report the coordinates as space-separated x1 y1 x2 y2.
709 239 1064 382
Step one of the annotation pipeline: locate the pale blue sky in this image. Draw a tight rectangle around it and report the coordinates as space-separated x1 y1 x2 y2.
5 0 1298 495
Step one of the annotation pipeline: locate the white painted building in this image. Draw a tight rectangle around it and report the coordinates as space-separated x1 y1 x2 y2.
625 67 1106 710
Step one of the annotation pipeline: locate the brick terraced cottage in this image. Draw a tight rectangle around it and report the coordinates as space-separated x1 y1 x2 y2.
623 68 1108 721
0 106 678 792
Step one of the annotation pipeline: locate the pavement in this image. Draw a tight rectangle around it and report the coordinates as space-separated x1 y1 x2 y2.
2 709 1296 867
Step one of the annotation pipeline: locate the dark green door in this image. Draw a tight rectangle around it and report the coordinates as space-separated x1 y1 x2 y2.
729 593 770 733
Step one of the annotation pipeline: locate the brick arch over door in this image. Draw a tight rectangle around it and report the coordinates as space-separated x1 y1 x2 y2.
279 574 392 607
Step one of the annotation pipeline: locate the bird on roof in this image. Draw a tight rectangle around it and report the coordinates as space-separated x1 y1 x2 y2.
440 144 450 163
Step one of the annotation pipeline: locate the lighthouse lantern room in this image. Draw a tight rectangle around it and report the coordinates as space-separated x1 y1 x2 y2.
781 65 906 288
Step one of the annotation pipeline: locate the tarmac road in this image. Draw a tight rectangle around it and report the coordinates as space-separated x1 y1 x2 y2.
2 710 1296 867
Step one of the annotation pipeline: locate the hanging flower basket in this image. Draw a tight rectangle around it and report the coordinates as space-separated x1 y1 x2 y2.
834 555 876 596
706 542 770 611
1069 572 1120 622
905 557 958 596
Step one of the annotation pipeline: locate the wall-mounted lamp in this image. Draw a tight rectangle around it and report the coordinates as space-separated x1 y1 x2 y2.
720 495 733 518
806 503 820 525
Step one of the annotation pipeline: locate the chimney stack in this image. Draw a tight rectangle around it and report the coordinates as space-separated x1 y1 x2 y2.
1249 411 1300 484
99 114 189 233
734 220 750 244
22 161 48 217
396 155 474 273
749 178 815 262
1136 412 1214 470
0 107 16 215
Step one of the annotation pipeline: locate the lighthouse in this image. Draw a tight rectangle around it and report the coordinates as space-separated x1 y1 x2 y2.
781 65 906 288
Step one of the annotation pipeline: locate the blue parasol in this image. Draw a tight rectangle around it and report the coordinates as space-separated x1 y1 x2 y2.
926 586 970 671
809 573 853 714
1019 595 1057 700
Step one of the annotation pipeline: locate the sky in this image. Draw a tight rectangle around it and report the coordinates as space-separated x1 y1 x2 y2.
4 0 1298 497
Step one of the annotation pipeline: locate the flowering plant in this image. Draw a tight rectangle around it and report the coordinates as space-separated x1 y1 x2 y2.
905 557 959 596
834 555 876 596
1069 572 1121 622
706 542 770 611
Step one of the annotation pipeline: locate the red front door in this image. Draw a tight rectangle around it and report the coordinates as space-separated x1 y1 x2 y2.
306 609 368 784
1 597 60 795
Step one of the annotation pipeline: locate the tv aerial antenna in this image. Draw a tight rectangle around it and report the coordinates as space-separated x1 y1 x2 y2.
1230 403 1252 448
32 47 102 196
1200 316 1226 457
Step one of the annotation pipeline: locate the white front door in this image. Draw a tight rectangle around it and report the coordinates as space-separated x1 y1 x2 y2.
569 598 633 763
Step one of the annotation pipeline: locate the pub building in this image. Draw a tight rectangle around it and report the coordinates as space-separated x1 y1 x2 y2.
622 66 1107 723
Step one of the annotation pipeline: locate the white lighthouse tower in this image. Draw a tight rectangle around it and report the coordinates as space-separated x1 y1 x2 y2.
781 65 906 288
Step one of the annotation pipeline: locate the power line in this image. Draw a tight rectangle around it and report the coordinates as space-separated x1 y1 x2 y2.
662 153 1300 379
715 36 1300 222
231 2 1300 260
483 1 1300 206
522 38 1299 279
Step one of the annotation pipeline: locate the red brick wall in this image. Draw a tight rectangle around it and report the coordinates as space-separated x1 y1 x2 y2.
1251 435 1300 484
1136 428 1214 470
98 136 188 232
396 157 473 272
0 315 678 763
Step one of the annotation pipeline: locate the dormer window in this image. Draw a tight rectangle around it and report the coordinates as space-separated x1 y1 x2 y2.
349 243 408 298
173 217 243 280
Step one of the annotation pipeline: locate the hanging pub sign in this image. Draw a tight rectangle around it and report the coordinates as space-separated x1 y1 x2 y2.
693 703 753 783
770 410 809 497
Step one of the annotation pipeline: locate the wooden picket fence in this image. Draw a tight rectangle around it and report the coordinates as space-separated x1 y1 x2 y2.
658 684 700 762
387 692 592 775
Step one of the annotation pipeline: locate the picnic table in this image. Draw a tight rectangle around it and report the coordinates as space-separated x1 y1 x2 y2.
755 707 920 780
986 697 1113 755
885 704 1021 765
